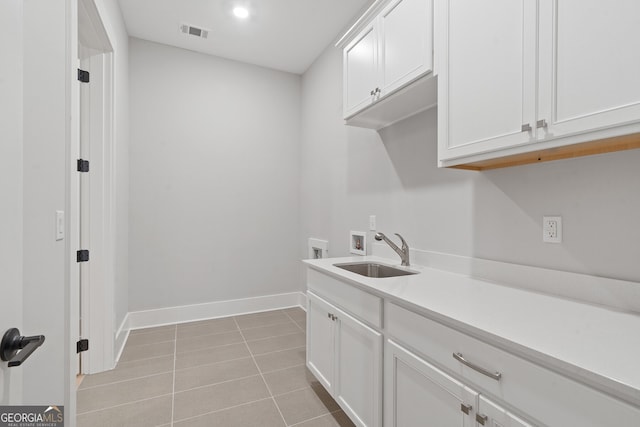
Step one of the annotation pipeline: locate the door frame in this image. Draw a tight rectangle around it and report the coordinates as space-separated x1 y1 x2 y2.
78 0 115 375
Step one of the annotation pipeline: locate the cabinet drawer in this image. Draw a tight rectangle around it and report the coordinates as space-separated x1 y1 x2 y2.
307 269 382 329
386 302 640 426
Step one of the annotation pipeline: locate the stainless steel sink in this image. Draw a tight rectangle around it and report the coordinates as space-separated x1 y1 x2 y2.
334 262 418 278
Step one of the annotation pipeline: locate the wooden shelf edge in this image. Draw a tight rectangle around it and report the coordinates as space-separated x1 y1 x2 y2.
448 133 640 171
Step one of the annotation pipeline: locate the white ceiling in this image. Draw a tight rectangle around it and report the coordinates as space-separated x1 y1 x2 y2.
118 0 373 74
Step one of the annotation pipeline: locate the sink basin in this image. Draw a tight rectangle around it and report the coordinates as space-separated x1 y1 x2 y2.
334 262 418 278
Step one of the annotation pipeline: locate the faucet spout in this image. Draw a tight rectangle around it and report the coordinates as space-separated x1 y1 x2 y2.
374 232 410 266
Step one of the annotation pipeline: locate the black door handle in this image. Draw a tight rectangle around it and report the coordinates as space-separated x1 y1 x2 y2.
1 328 45 367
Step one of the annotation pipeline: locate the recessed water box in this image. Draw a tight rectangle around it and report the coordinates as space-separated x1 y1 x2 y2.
308 238 328 259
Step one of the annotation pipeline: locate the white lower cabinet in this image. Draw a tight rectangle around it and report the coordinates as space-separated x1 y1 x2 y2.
386 339 533 427
477 395 532 427
385 339 478 426
306 268 640 427
306 291 382 427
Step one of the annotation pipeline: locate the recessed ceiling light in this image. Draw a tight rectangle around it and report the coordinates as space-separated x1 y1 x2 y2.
233 6 249 19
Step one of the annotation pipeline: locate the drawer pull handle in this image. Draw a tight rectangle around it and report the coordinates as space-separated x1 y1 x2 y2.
460 403 472 415
453 352 502 381
476 414 488 425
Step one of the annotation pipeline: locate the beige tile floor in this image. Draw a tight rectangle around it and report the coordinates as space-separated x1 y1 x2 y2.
77 308 355 427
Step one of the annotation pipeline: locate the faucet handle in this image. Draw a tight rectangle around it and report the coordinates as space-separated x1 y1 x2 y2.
394 233 409 250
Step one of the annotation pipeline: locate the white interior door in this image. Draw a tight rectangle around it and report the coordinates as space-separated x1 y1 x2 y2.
1 0 80 415
0 0 25 405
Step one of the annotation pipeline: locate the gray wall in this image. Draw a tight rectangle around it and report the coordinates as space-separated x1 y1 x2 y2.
300 45 640 285
128 38 301 311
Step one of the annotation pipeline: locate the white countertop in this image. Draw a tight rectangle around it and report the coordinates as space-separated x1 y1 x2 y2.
304 256 640 407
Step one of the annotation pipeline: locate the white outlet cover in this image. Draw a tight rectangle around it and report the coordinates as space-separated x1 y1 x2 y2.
369 215 376 231
543 216 562 243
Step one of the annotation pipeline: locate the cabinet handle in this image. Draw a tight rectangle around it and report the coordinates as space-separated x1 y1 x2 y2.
370 90 375 96
521 123 532 132
375 87 381 94
453 352 502 381
327 313 331 319
476 414 488 425
537 119 548 129
460 403 472 415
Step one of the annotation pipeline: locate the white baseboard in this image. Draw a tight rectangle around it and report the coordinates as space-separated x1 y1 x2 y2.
297 291 308 311
114 313 130 366
126 292 306 331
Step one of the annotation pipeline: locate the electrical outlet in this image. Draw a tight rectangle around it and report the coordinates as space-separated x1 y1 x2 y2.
543 216 562 243
369 215 376 231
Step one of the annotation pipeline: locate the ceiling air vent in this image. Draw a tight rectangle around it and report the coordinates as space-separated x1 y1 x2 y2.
180 24 209 39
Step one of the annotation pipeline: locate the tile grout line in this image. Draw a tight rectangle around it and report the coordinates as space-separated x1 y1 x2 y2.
233 316 290 427
76 392 175 416
78 370 175 391
170 325 177 427
288 409 345 427
282 311 306 333
98 343 305 392
174 373 263 394
170 397 274 424
118 352 176 365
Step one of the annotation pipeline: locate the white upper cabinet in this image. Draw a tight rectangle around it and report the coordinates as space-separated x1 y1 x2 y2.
438 0 537 161
344 22 379 118
537 0 640 139
378 0 433 96
342 0 434 129
437 0 640 168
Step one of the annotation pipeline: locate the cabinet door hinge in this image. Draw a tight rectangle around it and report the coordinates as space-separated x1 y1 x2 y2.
76 339 89 353
76 250 90 263
77 159 90 172
77 69 90 83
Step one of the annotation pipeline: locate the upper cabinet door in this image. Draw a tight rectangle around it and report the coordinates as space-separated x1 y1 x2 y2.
379 0 433 97
344 22 379 118
438 0 538 161
537 0 640 140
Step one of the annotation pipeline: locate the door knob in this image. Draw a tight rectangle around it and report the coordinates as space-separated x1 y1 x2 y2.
1 328 45 367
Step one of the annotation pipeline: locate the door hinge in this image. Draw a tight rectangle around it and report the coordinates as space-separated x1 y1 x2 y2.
76 339 89 353
76 250 90 263
77 159 90 172
77 68 90 83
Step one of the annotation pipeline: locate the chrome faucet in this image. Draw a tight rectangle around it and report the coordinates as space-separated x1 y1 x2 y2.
374 232 410 266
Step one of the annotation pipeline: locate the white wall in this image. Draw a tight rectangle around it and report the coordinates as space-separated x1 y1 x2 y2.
128 38 301 311
0 0 24 405
94 0 130 341
300 45 640 285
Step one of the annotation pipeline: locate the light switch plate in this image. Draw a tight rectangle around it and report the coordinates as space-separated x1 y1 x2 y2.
369 215 376 231
56 210 65 241
543 216 562 243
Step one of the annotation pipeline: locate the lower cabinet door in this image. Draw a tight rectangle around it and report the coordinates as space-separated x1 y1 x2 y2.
476 395 533 427
306 292 336 393
334 305 383 427
385 339 478 427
